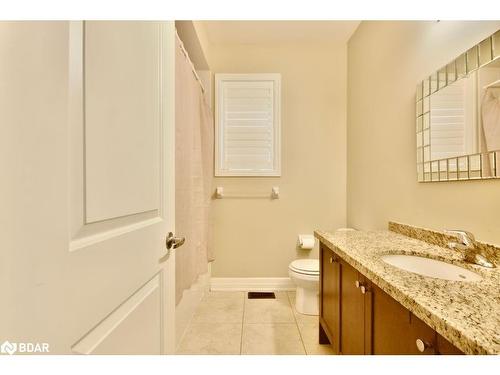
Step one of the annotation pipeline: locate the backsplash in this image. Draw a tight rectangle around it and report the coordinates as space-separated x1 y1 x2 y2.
388 221 499 265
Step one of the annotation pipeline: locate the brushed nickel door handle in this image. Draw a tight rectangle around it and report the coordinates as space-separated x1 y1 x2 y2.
166 232 185 250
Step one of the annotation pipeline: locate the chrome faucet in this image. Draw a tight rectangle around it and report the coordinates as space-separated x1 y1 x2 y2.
444 229 495 268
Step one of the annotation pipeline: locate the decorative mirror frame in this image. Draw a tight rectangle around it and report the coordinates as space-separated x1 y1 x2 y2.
416 29 500 182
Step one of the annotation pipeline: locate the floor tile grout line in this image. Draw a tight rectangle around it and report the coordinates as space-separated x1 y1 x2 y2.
287 291 308 355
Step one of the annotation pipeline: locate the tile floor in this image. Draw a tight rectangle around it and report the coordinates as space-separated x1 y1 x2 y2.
176 291 334 355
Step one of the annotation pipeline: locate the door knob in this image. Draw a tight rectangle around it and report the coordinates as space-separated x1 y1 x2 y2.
166 232 185 250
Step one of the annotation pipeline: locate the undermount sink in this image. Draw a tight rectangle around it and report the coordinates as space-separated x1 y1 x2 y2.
381 254 482 282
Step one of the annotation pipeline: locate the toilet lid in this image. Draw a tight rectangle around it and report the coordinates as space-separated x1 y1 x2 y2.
289 259 319 275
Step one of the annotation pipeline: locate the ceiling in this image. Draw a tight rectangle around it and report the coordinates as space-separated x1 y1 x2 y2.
201 21 360 45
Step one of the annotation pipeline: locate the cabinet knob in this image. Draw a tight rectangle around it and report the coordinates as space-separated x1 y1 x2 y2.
329 257 334 263
416 339 431 352
360 285 367 294
355 280 361 288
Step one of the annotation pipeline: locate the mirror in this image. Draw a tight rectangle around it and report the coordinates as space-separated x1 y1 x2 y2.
416 29 500 182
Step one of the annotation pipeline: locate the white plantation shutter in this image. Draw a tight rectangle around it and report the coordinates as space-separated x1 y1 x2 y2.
215 74 281 176
430 78 476 160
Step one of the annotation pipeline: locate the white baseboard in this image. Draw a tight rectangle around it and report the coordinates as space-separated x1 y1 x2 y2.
175 265 211 348
210 277 295 292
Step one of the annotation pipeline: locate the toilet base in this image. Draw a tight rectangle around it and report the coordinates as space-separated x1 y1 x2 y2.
294 286 319 315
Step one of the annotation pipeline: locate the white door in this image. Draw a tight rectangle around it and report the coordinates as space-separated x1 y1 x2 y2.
0 21 177 354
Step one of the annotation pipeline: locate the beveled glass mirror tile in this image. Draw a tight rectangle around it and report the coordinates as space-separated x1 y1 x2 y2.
416 116 423 132
448 158 458 180
417 147 423 163
493 151 500 177
423 129 430 146
423 96 430 113
481 152 498 177
416 82 423 101
424 162 431 181
439 160 448 180
431 161 439 181
466 46 479 73
416 100 423 117
430 72 438 93
456 53 467 78
458 156 469 179
481 152 495 178
469 154 481 179
423 112 430 130
447 61 457 83
417 163 423 182
416 131 423 148
438 67 447 89
423 77 430 97
469 154 481 171
469 170 481 179
479 37 492 66
423 145 430 162
493 30 500 59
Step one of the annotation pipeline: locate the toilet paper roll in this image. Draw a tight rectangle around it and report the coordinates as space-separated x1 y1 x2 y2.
298 235 315 250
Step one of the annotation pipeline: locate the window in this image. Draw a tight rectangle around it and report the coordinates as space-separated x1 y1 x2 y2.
215 74 281 176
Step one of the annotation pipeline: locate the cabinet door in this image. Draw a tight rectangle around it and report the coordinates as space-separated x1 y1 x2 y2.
372 284 413 354
372 284 437 354
340 260 366 354
408 314 437 354
320 245 340 352
436 334 463 355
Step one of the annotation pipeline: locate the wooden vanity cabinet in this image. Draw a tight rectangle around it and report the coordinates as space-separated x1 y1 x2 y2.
436 334 464 355
340 259 372 354
319 244 341 353
372 283 436 354
319 243 464 355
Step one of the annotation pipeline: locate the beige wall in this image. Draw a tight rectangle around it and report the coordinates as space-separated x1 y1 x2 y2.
347 21 500 244
210 43 347 277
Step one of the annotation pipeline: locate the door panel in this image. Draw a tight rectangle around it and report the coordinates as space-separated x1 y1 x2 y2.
409 314 437 355
436 334 463 354
1 21 176 354
84 21 160 223
340 261 365 354
72 274 161 354
372 284 413 354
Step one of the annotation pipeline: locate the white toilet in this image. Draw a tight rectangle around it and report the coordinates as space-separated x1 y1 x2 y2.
288 259 320 315
289 229 355 315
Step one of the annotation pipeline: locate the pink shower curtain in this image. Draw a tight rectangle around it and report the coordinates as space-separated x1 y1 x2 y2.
175 35 214 304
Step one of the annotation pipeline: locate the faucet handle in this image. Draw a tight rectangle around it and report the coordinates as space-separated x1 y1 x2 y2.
443 229 475 246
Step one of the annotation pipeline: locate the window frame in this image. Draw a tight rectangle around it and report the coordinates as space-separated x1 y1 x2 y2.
215 73 281 177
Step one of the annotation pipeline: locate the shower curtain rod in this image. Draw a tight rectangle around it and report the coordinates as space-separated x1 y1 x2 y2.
175 29 206 94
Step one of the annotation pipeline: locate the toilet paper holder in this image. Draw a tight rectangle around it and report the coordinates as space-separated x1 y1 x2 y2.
298 234 315 250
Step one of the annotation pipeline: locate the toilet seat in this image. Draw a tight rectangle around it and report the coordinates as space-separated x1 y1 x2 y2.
289 259 319 276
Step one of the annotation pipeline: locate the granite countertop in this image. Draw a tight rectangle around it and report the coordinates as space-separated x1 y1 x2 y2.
314 229 500 354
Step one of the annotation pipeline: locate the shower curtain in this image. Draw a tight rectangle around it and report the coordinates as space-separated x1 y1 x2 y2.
175 35 214 304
